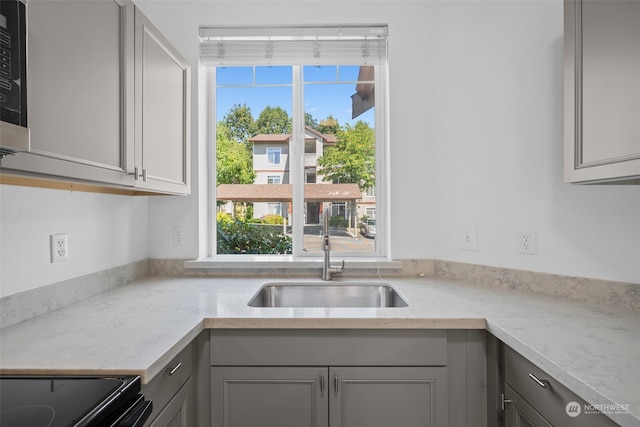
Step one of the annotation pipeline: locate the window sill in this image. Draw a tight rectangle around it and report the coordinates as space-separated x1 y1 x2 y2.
184 256 403 272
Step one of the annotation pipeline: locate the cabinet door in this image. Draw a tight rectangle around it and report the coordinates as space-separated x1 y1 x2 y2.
330 367 448 427
134 8 190 195
564 0 640 183
504 384 554 427
211 366 328 427
2 0 134 186
148 376 194 427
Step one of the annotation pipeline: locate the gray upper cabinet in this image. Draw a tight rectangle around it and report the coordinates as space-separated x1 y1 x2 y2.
133 8 190 195
1 1 190 195
564 0 640 184
1 0 135 186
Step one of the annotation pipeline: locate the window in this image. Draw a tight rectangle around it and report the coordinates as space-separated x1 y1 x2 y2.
202 26 388 257
268 202 282 216
266 148 281 165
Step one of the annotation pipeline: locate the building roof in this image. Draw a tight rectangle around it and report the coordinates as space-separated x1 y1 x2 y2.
249 134 290 143
249 126 335 144
216 183 362 202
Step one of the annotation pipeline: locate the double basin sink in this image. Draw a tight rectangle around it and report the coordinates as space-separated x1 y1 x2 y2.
248 282 409 308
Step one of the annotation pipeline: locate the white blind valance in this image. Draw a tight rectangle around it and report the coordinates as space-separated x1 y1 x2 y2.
199 25 387 66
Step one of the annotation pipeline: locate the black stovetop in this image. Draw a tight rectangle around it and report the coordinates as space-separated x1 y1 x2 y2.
0 376 138 427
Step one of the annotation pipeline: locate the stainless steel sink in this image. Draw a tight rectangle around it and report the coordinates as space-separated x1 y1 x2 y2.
247 282 409 308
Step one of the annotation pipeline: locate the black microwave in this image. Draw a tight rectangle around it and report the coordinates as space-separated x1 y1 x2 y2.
0 0 29 158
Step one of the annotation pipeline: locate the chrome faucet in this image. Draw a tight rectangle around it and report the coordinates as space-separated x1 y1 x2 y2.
322 207 344 281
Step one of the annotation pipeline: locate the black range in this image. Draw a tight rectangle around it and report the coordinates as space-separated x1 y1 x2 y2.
0 376 152 427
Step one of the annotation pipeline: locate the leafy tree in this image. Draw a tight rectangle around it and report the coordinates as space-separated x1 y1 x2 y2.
317 115 340 135
305 113 318 129
216 123 256 185
255 106 292 135
317 121 375 191
222 103 256 144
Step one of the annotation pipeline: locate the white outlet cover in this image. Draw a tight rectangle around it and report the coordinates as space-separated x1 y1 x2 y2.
50 234 69 263
172 226 184 246
518 232 537 255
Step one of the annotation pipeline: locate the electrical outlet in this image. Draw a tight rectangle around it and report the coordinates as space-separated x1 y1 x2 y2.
172 226 184 246
460 226 478 251
518 232 537 255
50 234 69 263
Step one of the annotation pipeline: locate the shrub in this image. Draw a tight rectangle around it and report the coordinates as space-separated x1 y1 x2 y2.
216 212 233 224
329 215 348 227
262 214 285 225
217 219 292 254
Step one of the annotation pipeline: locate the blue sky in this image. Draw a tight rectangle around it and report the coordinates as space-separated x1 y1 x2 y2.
215 65 374 129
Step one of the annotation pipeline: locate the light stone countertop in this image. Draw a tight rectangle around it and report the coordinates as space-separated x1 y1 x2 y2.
0 276 638 426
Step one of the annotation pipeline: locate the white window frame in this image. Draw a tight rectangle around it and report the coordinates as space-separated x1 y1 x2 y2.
266 147 281 165
267 175 281 185
203 26 390 260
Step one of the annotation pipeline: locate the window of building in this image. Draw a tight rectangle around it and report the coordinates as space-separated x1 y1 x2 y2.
266 148 281 165
201 25 388 258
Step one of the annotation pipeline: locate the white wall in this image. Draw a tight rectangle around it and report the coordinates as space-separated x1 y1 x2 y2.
1 0 637 300
139 0 639 283
427 1 640 282
0 185 149 297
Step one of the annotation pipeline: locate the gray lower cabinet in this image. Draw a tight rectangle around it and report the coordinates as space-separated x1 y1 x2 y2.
330 366 447 427
503 346 619 427
504 384 553 427
143 343 195 427
148 377 194 427
211 366 327 427
209 329 456 427
210 366 447 427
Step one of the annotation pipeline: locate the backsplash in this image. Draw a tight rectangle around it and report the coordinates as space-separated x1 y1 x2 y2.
433 260 639 312
0 260 148 329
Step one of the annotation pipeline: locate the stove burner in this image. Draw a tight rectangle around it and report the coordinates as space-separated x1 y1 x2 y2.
1 405 56 427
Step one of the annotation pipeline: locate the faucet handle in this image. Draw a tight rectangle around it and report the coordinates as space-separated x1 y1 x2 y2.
331 259 345 274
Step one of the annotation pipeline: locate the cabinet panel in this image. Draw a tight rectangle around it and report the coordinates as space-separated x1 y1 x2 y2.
134 8 190 194
210 329 447 367
211 366 328 427
142 343 194 426
330 367 448 427
2 0 134 186
564 0 640 183
504 384 553 427
148 376 194 427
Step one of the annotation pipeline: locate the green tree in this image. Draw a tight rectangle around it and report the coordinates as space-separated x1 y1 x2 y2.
317 115 340 135
317 121 375 191
255 106 292 135
222 103 256 144
305 113 318 129
216 123 256 185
